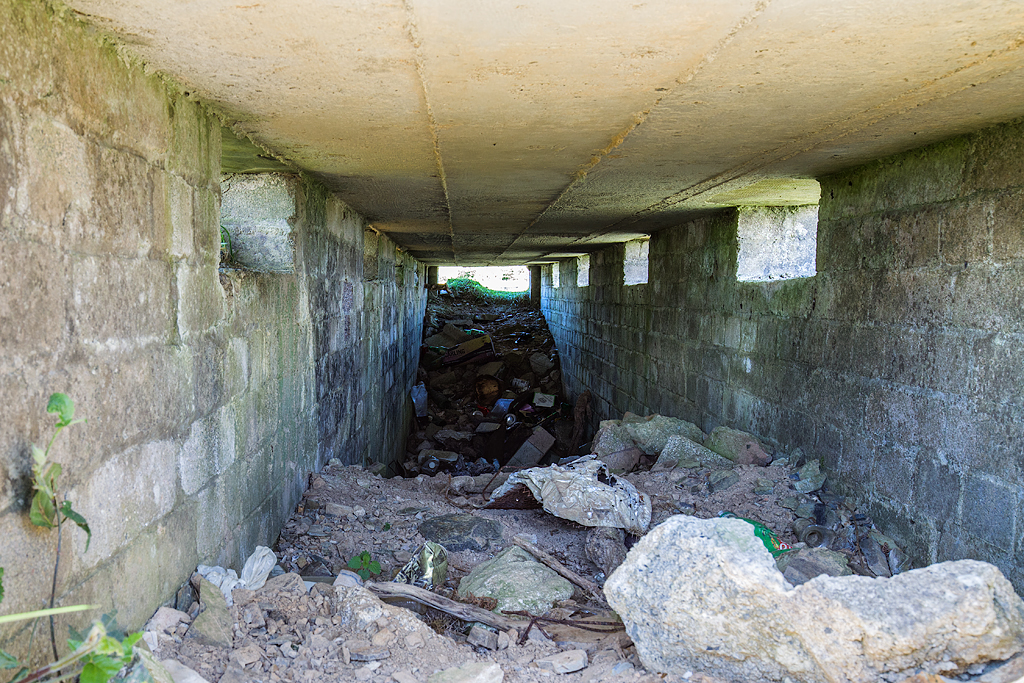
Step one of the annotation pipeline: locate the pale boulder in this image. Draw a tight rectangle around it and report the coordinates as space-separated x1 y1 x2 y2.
605 516 1024 683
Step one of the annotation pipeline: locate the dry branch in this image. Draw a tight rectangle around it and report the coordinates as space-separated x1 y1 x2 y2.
512 537 603 599
364 581 525 631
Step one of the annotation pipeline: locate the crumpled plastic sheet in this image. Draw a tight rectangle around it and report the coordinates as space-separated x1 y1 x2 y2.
197 545 277 605
394 541 449 589
488 456 651 535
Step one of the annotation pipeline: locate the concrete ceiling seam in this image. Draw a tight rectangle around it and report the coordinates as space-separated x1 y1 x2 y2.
403 0 457 265
592 34 1024 240
495 0 773 263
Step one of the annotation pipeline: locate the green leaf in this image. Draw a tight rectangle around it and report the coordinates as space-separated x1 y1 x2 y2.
30 490 57 528
347 556 360 570
356 568 370 581
31 444 47 469
368 561 381 576
382 523 391 531
0 650 18 669
10 666 28 683
81 662 110 683
61 501 92 552
47 393 75 426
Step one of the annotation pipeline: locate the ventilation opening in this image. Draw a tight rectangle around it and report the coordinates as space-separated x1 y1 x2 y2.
736 205 818 282
623 238 649 285
577 254 590 287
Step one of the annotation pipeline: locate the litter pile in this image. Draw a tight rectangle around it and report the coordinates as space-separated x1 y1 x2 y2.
139 298 1024 683
405 299 578 478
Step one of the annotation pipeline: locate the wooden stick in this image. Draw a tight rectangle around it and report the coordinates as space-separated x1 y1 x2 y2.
364 581 525 632
512 537 603 599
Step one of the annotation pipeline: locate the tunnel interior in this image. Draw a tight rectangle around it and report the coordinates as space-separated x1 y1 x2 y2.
2 1 1024 676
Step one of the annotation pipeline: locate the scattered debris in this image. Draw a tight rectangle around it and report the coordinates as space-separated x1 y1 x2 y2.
139 296 1024 683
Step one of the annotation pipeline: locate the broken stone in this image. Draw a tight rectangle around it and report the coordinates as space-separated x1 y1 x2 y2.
599 447 642 473
654 435 734 470
427 662 503 683
584 527 628 577
229 644 262 667
506 426 555 468
466 624 500 650
258 572 307 596
775 548 853 586
753 478 775 495
458 546 573 614
704 426 772 466
859 533 893 578
793 459 826 493
240 602 265 628
707 468 740 493
529 352 555 375
623 415 704 456
535 650 588 674
979 653 1024 683
392 671 419 683
591 424 637 459
160 660 210 683
417 513 504 552
605 515 1024 683
186 578 234 648
146 606 191 634
217 664 250 683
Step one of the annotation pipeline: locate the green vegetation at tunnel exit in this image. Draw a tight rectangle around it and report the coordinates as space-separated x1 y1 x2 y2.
444 278 529 303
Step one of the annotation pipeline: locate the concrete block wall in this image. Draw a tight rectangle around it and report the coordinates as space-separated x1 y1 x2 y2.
543 117 1024 591
300 180 424 472
0 0 423 657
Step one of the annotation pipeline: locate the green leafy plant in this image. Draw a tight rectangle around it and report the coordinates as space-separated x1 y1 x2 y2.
0 612 146 683
346 551 381 581
0 396 154 683
27 394 91 661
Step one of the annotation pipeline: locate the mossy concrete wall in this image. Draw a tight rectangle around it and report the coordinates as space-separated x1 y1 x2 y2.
543 117 1024 591
0 0 423 657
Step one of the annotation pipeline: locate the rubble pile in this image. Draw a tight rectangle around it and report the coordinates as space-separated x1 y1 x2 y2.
142 297 1024 683
407 302 574 478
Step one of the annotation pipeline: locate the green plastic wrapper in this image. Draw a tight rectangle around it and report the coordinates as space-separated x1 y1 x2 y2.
394 541 449 589
719 511 792 558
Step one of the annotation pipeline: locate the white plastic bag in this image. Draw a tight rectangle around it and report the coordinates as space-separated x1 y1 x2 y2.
487 456 651 535
197 545 277 605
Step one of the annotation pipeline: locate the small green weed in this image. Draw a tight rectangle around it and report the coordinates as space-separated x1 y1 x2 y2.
346 551 381 581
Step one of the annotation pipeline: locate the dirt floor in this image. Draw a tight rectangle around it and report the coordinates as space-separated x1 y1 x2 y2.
144 295 947 683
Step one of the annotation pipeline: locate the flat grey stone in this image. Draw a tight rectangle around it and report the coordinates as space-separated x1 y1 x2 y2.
186 578 233 648
776 548 853 586
793 459 826 494
536 650 588 674
708 468 740 493
427 662 504 683
418 513 504 552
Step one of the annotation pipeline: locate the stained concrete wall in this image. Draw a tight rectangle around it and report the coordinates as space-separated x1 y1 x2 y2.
0 0 422 656
544 117 1024 591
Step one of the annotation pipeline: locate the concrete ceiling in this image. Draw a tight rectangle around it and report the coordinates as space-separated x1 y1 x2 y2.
65 0 1024 265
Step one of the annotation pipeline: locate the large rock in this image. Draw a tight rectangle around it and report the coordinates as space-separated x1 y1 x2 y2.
458 547 573 614
591 424 637 458
624 415 704 455
654 435 734 470
605 516 1024 683
704 426 772 466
